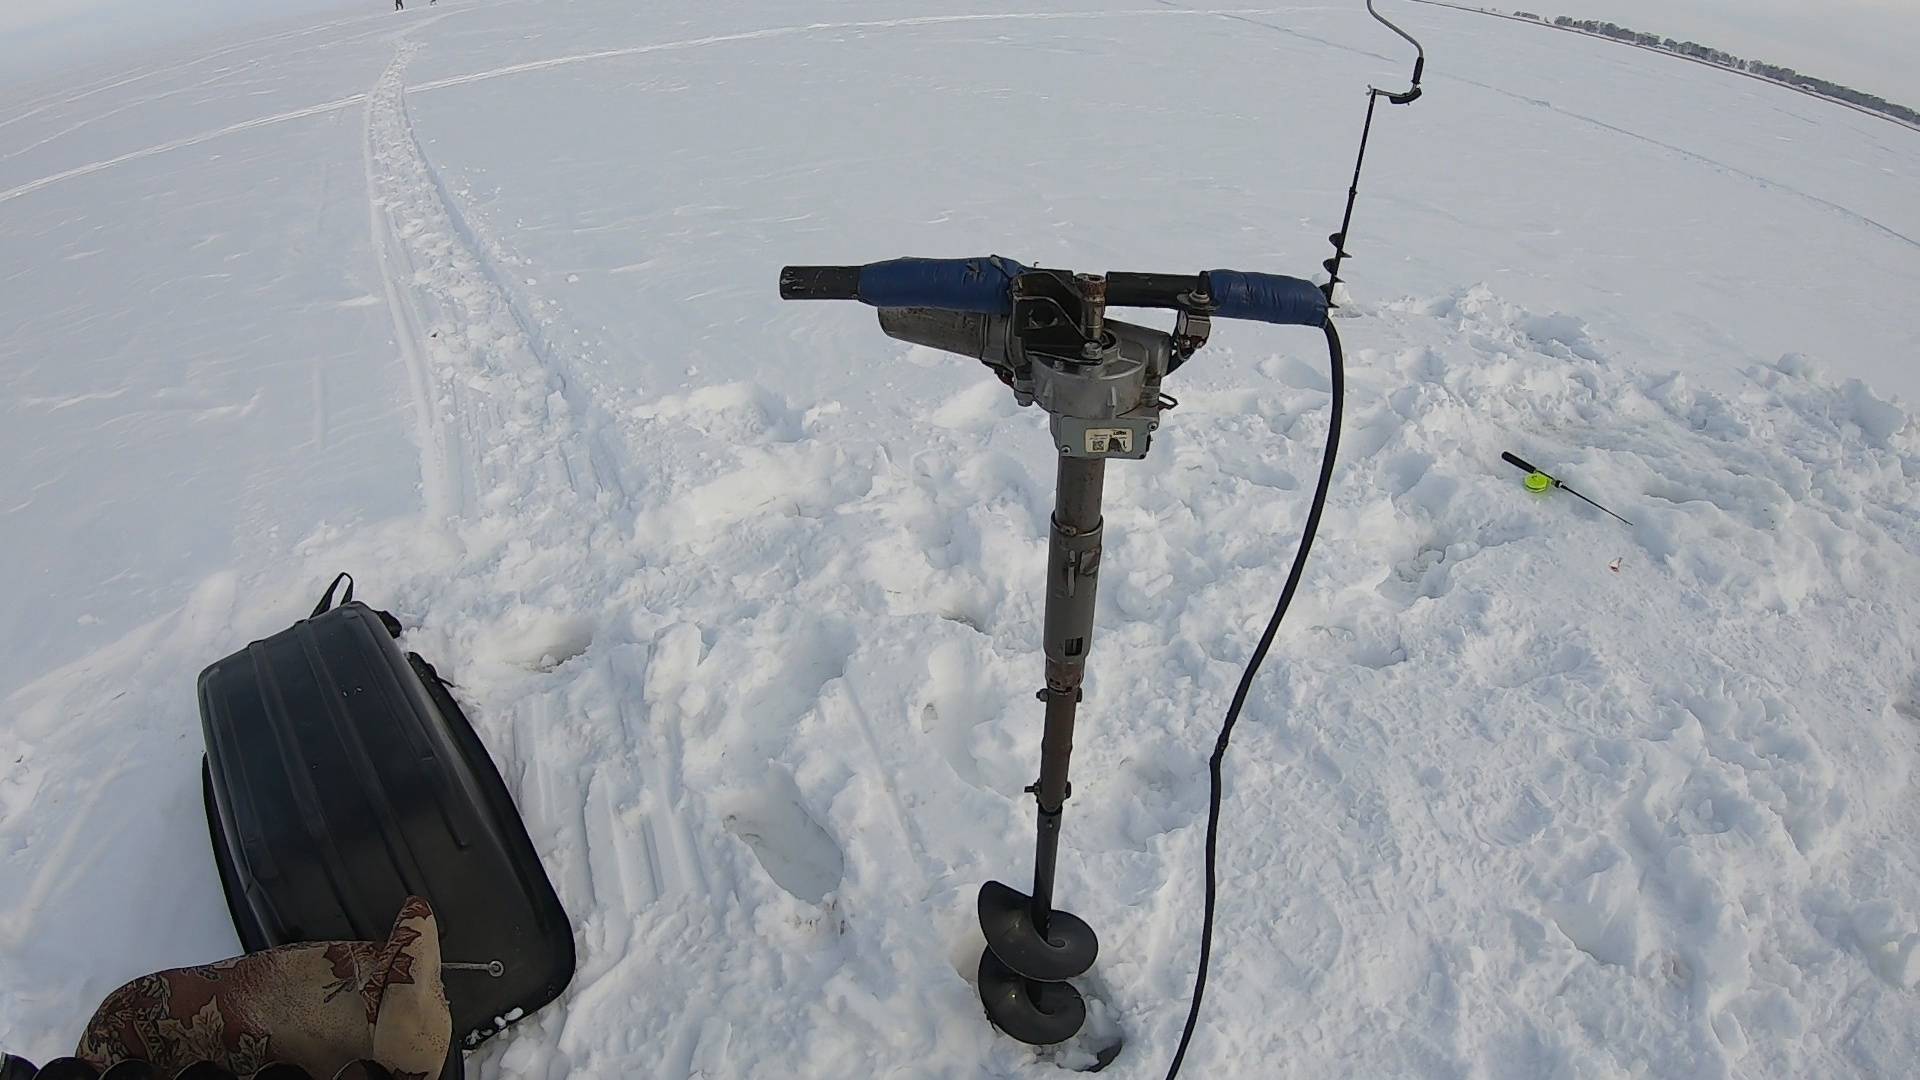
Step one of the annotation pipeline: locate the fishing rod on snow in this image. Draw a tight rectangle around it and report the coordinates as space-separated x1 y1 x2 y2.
775 2 1426 1073
1503 451 1634 526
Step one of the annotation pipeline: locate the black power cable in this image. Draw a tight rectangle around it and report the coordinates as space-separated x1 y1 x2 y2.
1162 5 1419 1069
1163 319 1345 1079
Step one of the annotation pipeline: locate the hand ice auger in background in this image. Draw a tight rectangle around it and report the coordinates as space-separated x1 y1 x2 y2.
1321 0 1425 299
779 257 1330 1049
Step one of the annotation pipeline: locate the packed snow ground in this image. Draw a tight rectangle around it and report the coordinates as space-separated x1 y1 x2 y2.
3 1 1919 1077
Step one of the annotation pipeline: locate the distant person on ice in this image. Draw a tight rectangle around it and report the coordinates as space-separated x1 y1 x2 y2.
394 0 403 10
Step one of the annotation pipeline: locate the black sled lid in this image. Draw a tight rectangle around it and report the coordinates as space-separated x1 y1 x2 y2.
199 597 574 1047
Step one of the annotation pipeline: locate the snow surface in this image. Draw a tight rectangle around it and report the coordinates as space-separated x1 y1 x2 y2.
3 1 1919 1077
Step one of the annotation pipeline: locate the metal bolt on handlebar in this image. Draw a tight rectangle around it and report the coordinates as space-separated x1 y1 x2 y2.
1075 273 1108 359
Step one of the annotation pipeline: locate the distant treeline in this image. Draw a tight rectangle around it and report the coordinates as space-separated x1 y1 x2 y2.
1509 12 1919 127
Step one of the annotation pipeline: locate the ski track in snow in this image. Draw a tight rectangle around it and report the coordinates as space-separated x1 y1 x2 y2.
0 21 410 166
1157 0 1920 252
354 31 990 1073
362 30 736 1026
18 0 1901 252
4 7 1304 207
349 32 1122 1064
0 8 391 135
1444 81 1920 252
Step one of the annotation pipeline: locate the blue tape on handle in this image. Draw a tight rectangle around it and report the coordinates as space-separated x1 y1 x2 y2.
1205 270 1328 327
857 256 1027 313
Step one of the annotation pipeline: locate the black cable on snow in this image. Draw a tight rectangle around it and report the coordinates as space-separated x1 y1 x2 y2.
1163 319 1346 1079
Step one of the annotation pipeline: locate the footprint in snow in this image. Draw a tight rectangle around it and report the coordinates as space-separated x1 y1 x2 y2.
720 767 844 905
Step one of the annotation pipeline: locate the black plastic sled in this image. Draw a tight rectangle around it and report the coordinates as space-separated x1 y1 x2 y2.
199 595 574 1050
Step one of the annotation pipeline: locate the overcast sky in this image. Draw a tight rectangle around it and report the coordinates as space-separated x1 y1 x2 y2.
1 0 1916 105
0 0 358 83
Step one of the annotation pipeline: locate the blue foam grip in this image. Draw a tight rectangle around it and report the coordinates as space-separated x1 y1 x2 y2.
1205 270 1329 327
857 256 1027 313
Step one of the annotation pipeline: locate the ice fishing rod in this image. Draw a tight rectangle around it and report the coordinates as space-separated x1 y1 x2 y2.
1503 451 1634 526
